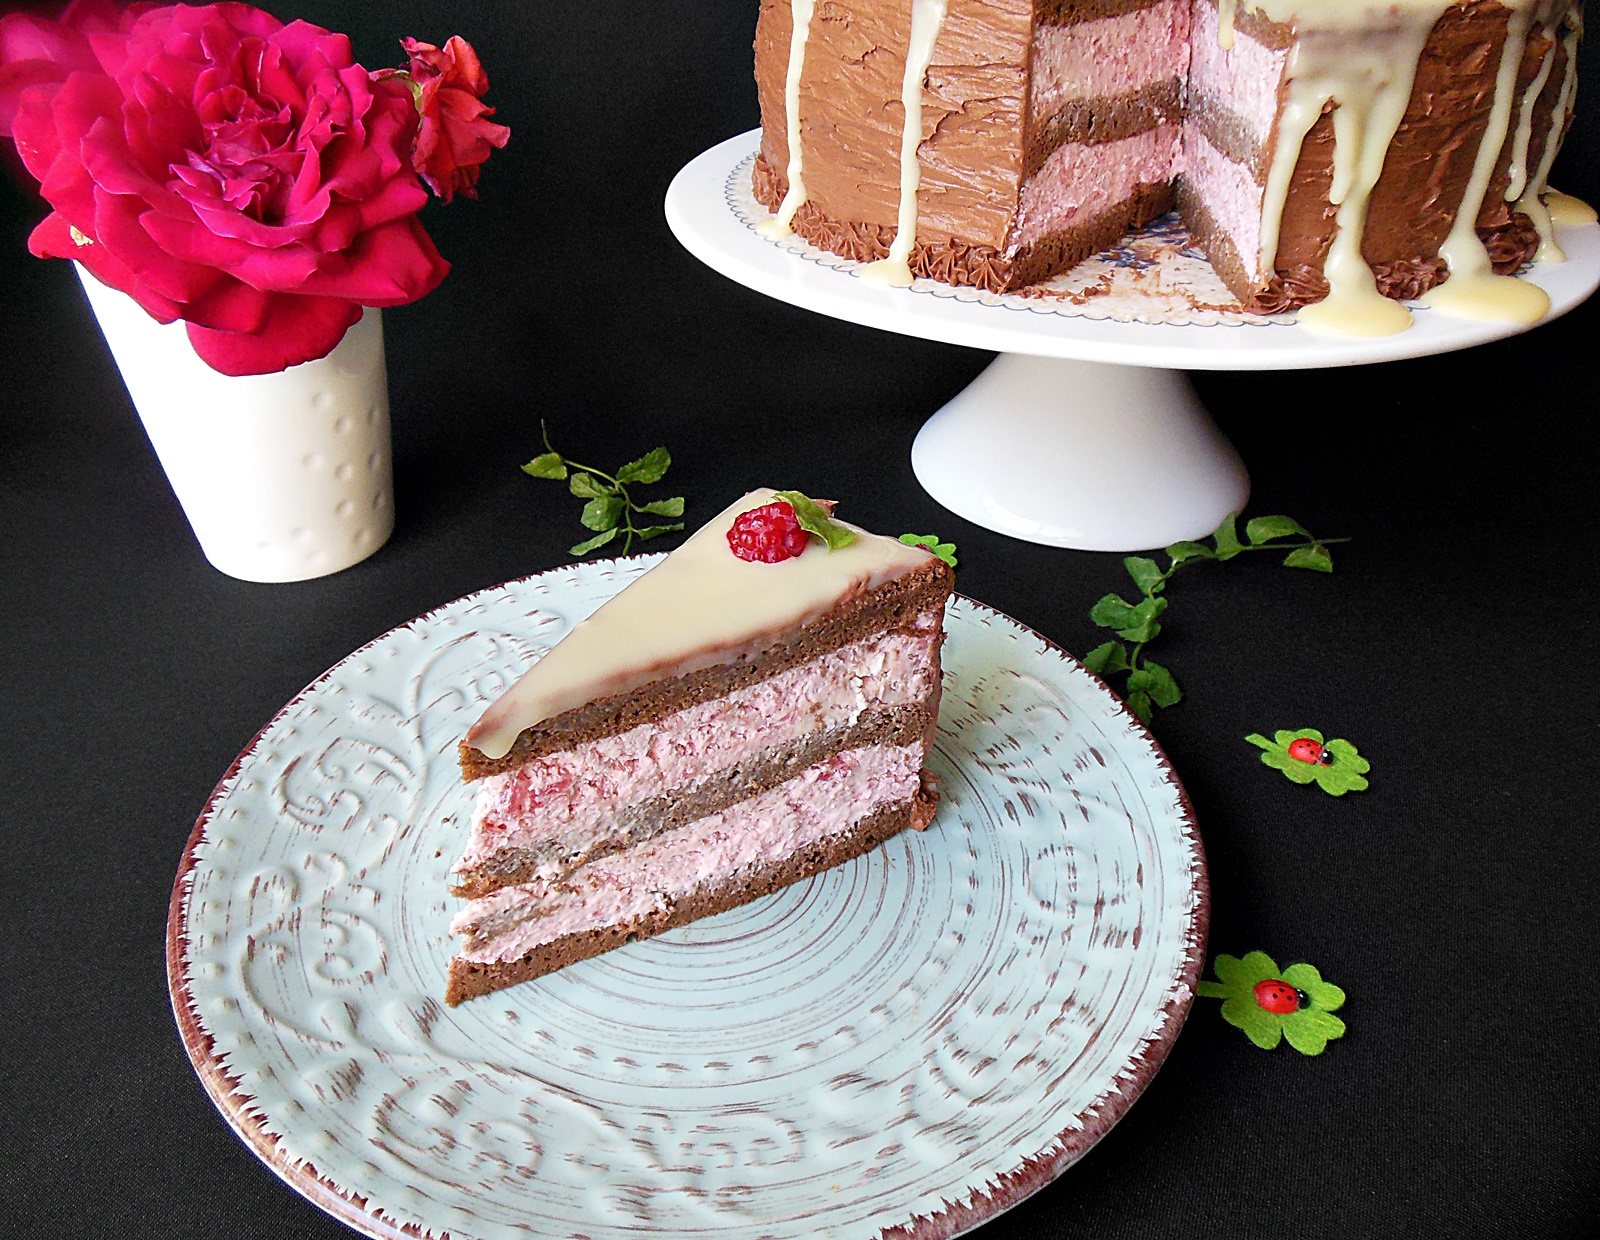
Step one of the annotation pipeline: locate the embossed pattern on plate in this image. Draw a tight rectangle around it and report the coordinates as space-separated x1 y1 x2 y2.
168 559 1208 1240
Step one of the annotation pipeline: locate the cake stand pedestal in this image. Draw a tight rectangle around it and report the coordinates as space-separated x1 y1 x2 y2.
666 131 1600 551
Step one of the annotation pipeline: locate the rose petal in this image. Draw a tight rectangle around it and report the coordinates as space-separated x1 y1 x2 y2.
33 211 183 323
296 215 448 305
186 292 362 375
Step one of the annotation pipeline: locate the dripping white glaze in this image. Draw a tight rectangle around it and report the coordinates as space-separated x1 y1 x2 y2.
860 0 951 288
757 0 817 241
1517 10 1584 262
1418 3 1551 323
1246 0 1578 335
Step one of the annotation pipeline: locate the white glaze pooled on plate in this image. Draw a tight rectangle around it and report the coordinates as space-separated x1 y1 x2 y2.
467 489 936 760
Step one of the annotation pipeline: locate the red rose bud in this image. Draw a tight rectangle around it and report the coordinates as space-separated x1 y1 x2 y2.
377 35 510 204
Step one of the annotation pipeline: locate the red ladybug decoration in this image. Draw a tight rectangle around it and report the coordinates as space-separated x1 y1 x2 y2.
1253 979 1302 1014
1287 737 1336 765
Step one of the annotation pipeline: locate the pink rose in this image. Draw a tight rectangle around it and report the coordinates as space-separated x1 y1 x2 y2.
379 35 509 205
2 2 449 374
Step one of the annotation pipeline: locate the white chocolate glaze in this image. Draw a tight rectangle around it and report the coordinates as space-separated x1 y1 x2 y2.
860 0 951 288
466 490 939 760
756 0 816 241
1249 0 1577 334
1218 0 1238 49
1419 3 1551 324
1518 15 1584 262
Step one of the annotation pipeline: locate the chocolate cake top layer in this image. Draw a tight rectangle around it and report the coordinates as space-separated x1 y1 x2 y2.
465 490 942 762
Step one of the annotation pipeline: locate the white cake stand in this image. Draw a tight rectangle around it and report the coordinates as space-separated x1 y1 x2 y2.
665 130 1600 551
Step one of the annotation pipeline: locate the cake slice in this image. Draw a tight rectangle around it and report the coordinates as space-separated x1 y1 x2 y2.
446 490 954 1004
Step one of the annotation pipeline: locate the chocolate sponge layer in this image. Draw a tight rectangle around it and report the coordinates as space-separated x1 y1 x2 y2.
444 792 935 1006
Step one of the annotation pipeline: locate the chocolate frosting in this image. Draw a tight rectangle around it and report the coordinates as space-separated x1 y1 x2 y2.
752 0 1580 312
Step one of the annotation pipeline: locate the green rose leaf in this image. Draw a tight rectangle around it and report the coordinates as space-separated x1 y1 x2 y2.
580 496 624 532
775 490 858 551
1283 543 1334 572
568 471 610 499
1165 540 1215 566
1089 594 1141 631
638 497 685 518
633 523 685 542
1245 514 1307 544
1114 596 1167 643
1124 555 1166 596
616 447 672 485
1126 689 1153 723
1212 513 1244 560
569 527 620 557
521 452 567 480
899 533 958 567
1082 640 1129 676
1141 660 1182 708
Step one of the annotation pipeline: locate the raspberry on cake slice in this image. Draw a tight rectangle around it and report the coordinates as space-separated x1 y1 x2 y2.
446 489 954 1004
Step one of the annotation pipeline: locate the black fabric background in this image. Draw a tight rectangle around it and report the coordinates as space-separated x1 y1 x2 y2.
2 1 1597 1235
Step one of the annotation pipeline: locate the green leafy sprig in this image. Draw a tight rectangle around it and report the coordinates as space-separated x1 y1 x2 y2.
1082 513 1346 724
899 533 957 567
522 423 685 557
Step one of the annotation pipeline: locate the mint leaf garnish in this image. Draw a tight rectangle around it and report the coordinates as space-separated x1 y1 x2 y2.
899 533 957 567
775 490 858 551
527 421 687 558
1084 512 1346 726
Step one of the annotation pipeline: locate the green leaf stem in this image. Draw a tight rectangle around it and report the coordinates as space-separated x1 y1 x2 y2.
1082 511 1347 726
524 421 687 558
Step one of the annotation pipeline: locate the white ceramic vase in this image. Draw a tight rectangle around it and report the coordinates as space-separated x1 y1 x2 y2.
76 264 395 583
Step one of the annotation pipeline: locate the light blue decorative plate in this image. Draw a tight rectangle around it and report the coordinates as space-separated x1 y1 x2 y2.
168 558 1208 1239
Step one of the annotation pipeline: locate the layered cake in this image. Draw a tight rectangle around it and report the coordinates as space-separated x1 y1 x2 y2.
446 491 955 1004
752 0 1583 332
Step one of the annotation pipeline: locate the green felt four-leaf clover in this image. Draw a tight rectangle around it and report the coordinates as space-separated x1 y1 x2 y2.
1197 952 1347 1055
1245 727 1369 795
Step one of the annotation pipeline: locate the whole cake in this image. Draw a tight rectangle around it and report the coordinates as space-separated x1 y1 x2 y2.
752 0 1582 333
446 490 955 1004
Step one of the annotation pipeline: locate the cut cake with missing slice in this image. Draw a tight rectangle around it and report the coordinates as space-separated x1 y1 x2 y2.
445 489 955 1005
